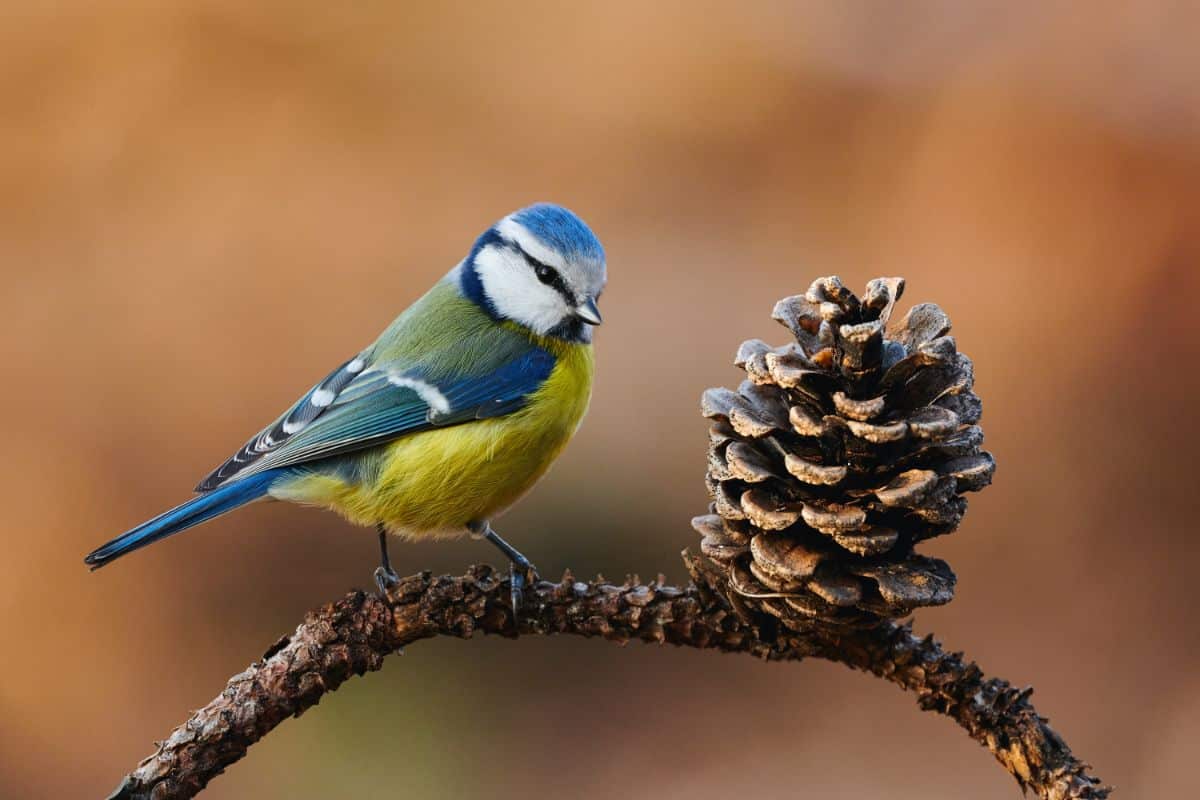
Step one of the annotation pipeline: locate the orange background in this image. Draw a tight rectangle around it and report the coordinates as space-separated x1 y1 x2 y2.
2 3 1197 797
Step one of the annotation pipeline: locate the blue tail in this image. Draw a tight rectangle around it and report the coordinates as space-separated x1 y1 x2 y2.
85 470 283 569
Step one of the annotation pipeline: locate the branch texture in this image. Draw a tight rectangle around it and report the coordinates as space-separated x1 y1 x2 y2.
108 559 1109 800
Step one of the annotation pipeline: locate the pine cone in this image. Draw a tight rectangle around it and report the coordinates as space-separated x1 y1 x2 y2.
694 276 994 628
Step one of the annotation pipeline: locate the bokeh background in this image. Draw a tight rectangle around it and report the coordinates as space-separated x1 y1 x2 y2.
3 2 1198 797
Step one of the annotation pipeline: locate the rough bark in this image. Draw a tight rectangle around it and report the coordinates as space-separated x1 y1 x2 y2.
108 558 1109 800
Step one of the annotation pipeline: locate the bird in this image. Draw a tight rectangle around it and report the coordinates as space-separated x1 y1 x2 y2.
84 202 606 608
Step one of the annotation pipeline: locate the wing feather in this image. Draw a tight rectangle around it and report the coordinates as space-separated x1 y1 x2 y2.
195 356 367 491
196 337 556 490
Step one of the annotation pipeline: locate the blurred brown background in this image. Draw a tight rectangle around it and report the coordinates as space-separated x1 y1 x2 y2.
2 2 1198 797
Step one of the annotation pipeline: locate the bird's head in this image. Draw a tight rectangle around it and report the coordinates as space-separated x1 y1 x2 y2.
461 203 607 342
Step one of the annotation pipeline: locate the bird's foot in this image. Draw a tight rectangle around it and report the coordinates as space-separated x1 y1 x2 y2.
374 564 401 596
507 559 539 619
470 520 538 624
374 525 400 597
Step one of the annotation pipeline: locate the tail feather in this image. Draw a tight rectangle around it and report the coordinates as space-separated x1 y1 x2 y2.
85 470 282 569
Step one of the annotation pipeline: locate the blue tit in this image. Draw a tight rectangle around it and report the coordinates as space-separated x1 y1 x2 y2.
85 203 606 602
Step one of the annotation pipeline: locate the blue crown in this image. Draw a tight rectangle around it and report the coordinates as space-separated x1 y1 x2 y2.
511 203 605 264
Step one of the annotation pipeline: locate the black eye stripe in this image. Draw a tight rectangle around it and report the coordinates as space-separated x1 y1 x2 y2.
518 248 575 303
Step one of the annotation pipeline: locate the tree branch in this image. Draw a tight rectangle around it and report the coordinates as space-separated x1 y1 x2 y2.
107 558 1109 800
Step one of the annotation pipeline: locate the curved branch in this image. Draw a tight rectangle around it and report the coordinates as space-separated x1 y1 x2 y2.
107 558 1109 800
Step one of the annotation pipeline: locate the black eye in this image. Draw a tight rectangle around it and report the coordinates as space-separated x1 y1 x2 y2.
532 261 558 285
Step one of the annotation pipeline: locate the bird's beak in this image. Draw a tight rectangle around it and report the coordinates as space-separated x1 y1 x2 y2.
574 297 603 326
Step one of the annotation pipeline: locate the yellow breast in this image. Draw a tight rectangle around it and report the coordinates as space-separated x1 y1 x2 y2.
277 339 594 537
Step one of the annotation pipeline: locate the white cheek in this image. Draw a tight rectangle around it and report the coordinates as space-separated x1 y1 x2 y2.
474 246 568 334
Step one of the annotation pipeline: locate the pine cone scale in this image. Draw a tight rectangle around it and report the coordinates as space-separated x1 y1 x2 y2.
698 276 993 628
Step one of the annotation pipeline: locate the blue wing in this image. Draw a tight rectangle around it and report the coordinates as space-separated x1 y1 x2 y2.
195 355 367 490
196 346 556 491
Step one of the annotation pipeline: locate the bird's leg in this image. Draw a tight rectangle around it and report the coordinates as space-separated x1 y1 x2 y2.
468 520 537 615
373 524 401 595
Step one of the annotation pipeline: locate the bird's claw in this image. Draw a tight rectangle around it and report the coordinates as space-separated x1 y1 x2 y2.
474 522 537 624
374 565 401 596
508 561 538 620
